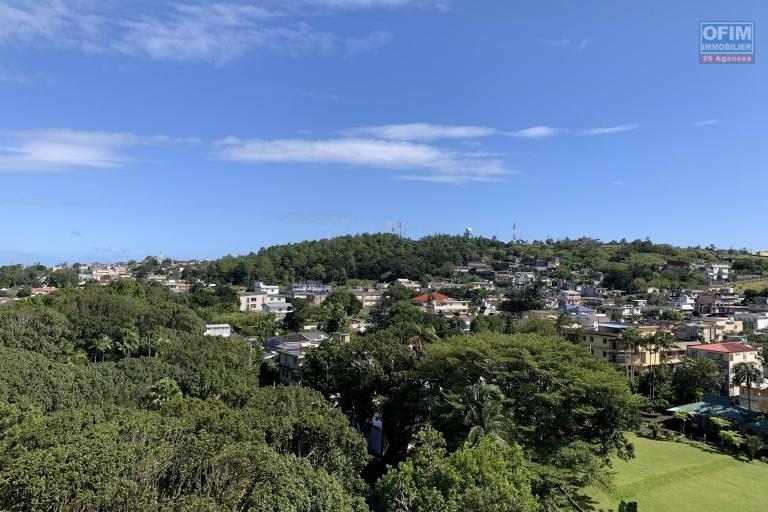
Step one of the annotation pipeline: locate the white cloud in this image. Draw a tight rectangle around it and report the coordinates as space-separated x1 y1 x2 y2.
507 123 638 138
0 129 186 172
0 1 407 63
575 123 639 136
213 136 508 183
507 126 564 138
288 0 449 10
690 119 720 127
343 123 498 141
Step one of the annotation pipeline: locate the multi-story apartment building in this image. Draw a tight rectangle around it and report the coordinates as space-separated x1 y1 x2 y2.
580 323 680 372
686 342 761 396
350 287 386 308
239 291 290 312
411 292 470 316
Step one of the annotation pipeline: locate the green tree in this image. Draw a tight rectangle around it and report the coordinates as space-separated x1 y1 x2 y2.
375 429 537 512
673 410 693 434
672 358 722 404
146 377 182 409
731 362 762 411
461 383 513 446
744 435 765 461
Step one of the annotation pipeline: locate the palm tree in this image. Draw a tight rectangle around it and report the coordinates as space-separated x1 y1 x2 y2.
718 430 745 455
732 362 762 411
652 330 676 366
147 377 182 410
744 435 765 461
93 335 113 362
620 327 643 382
673 409 694 434
710 416 731 445
406 324 438 351
117 329 141 359
463 383 513 446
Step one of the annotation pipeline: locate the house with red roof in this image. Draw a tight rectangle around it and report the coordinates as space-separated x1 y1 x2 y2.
686 342 761 397
411 292 470 316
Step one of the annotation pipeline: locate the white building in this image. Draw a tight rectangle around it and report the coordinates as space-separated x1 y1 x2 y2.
254 282 280 295
239 292 290 312
204 324 232 337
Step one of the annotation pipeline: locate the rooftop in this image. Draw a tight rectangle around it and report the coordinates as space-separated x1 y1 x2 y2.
687 342 757 353
412 292 453 303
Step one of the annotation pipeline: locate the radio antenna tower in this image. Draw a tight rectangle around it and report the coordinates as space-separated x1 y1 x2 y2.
512 222 518 243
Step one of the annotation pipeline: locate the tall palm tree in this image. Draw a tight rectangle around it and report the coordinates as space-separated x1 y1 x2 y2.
406 324 438 351
652 330 676 366
620 327 642 382
732 362 762 411
93 335 113 362
463 383 513 446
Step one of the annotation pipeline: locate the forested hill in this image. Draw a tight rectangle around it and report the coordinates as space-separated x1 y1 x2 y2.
183 233 765 290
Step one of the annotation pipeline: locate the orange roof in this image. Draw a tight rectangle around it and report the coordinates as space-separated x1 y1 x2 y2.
688 342 757 353
412 292 453 303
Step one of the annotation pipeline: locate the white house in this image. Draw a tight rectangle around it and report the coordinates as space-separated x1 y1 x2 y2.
204 324 232 337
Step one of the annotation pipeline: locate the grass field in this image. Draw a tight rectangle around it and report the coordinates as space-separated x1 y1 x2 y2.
587 433 768 511
733 278 768 293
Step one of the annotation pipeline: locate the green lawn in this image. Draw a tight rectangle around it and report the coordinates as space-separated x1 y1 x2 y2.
587 433 768 511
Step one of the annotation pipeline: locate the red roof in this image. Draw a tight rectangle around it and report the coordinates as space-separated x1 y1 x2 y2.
412 292 452 303
687 342 756 353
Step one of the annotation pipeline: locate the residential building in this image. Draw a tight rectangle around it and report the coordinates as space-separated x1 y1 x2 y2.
675 318 743 343
667 394 758 432
350 287 386 308
411 292 470 316
598 304 643 319
254 282 280 295
239 292 290 312
204 324 232 337
695 288 744 315
558 290 582 306
686 342 761 396
262 302 293 318
580 323 674 371
739 380 768 413
735 312 768 331
266 331 347 385
392 278 421 291
704 263 731 282
290 282 332 296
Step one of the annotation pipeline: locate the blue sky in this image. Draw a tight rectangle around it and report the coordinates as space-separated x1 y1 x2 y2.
0 0 766 264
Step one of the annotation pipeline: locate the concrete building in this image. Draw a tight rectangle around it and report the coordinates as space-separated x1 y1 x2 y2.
411 292 470 316
204 324 232 337
735 312 768 331
239 292 290 312
350 287 386 308
686 342 761 396
580 323 675 371
290 282 332 296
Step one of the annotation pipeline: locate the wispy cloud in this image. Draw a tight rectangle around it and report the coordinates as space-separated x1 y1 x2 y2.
343 123 498 141
213 136 508 183
537 38 570 47
576 38 592 50
348 122 639 141
0 66 38 83
0 129 190 172
537 37 592 50
0 0 422 63
507 123 638 138
690 119 720 127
